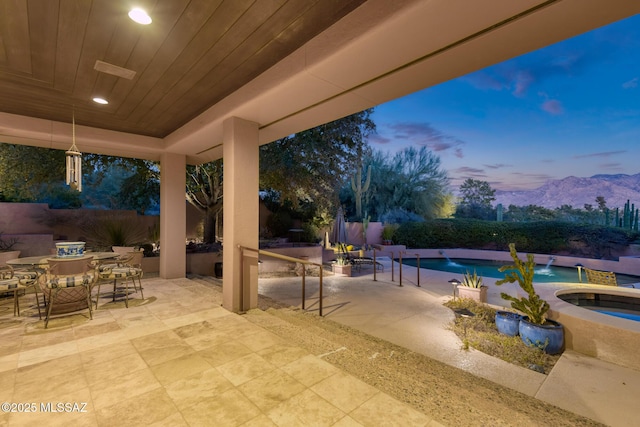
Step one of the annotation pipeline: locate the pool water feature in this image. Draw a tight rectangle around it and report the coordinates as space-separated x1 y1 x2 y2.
400 257 640 285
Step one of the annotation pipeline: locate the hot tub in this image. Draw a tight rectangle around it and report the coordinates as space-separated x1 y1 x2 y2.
549 287 640 371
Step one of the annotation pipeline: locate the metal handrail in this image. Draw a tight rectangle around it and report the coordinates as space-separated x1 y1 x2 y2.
238 245 324 316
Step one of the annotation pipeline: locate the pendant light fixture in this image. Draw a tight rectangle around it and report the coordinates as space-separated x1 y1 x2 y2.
65 112 82 191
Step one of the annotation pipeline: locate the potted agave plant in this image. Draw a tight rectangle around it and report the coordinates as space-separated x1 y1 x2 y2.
495 243 564 354
332 243 352 277
456 269 488 303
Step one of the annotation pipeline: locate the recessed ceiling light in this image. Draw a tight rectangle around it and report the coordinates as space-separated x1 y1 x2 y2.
128 8 152 25
92 97 109 105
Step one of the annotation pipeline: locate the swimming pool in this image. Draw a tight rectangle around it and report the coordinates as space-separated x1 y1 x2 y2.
400 257 640 284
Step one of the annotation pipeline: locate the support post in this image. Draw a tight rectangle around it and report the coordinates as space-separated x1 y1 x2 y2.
222 117 259 313
159 152 186 279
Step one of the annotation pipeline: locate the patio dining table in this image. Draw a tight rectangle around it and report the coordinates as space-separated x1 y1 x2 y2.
5 252 119 269
6 252 119 315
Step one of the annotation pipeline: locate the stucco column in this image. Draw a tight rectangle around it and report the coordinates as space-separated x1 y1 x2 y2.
159 152 186 278
222 117 259 313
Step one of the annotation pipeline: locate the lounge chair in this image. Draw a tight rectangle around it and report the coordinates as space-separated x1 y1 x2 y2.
349 253 384 273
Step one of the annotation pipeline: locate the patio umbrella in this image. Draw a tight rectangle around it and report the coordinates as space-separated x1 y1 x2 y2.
330 206 347 245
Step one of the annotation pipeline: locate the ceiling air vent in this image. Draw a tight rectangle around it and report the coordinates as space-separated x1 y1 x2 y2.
94 60 136 80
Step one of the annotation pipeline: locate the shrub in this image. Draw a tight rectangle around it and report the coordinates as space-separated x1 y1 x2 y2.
394 219 639 259
80 214 148 250
265 211 293 238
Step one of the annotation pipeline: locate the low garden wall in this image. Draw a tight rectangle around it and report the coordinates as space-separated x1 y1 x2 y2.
258 246 324 274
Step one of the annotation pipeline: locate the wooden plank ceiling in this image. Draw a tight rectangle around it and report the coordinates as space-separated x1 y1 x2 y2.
0 0 367 138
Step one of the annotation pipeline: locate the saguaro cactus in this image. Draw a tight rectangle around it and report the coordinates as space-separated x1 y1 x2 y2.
614 200 638 230
622 200 637 230
351 165 371 219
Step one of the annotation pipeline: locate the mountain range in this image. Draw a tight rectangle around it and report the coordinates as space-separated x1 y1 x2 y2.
493 173 640 209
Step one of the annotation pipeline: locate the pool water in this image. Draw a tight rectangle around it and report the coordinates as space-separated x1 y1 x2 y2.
558 292 640 322
400 258 640 285
598 310 640 322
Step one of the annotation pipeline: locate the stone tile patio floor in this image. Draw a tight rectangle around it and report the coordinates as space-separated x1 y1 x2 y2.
0 276 438 427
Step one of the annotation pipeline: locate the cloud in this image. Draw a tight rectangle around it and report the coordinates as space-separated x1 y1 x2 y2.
463 27 626 98
572 150 626 159
368 134 391 145
623 77 638 89
492 172 554 190
541 99 564 115
384 121 466 155
452 167 489 180
598 162 624 171
509 172 554 181
513 71 534 97
454 166 485 174
462 72 506 91
483 163 511 170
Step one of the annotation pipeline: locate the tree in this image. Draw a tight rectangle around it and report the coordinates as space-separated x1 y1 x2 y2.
260 109 376 214
0 144 66 202
0 144 160 212
345 146 451 221
186 160 223 244
458 178 495 207
455 179 496 220
116 163 160 214
84 155 159 213
503 205 556 222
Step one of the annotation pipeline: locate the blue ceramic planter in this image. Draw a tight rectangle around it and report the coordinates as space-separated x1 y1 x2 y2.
495 311 522 336
55 241 86 258
519 317 564 354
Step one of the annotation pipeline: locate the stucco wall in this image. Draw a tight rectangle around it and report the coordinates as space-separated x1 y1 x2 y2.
345 222 383 245
258 246 324 274
0 202 160 254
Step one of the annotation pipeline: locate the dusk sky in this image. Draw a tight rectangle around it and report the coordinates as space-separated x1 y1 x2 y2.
370 14 640 192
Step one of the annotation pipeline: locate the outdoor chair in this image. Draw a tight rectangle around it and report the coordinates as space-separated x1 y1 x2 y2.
0 265 42 318
95 250 144 308
40 258 96 328
0 265 21 316
584 268 639 288
584 268 617 286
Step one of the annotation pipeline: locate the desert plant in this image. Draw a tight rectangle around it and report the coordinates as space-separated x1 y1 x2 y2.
351 165 371 219
334 242 351 265
80 214 148 250
362 215 371 244
495 243 550 325
444 298 557 373
381 223 399 242
460 269 484 288
0 232 19 252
